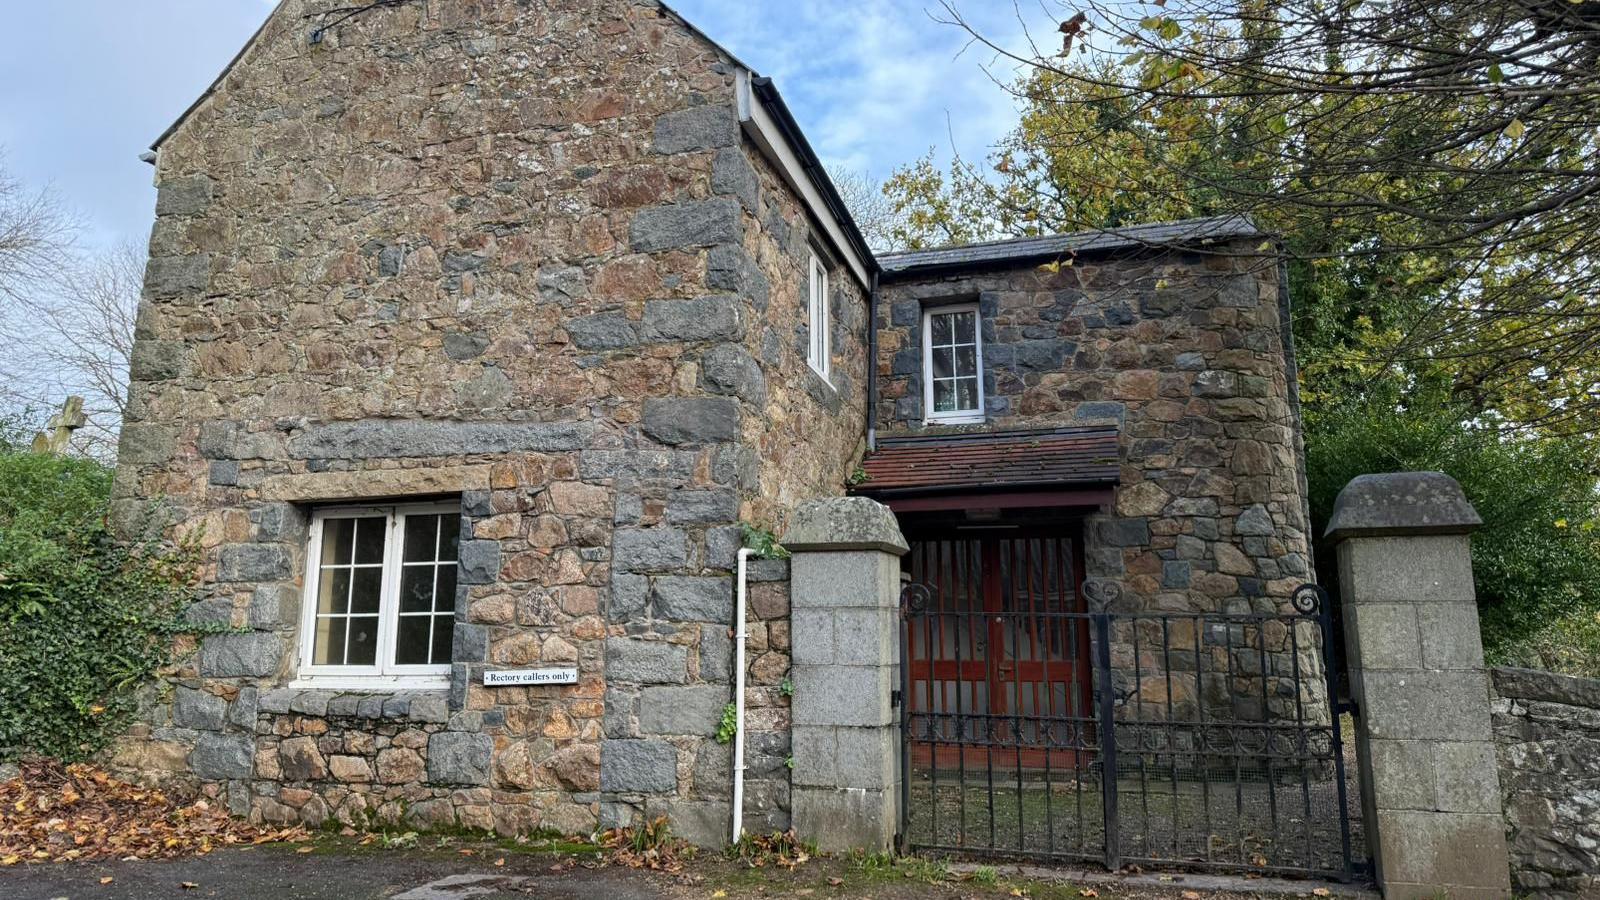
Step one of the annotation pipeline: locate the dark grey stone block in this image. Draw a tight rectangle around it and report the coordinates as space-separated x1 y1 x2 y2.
287 420 594 460
711 148 760 212
567 312 638 350
652 576 733 623
641 397 739 447
629 199 742 253
443 331 490 361
173 686 227 732
700 344 766 405
427 731 493 785
613 527 689 573
129 340 187 381
145 254 212 297
653 104 739 154
190 733 253 780
665 490 739 526
641 295 744 343
118 424 180 466
605 637 688 684
458 540 501 584
601 739 678 793
200 633 283 678
155 175 214 216
706 245 770 310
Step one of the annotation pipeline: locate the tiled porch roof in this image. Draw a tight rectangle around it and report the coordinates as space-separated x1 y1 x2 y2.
853 427 1121 496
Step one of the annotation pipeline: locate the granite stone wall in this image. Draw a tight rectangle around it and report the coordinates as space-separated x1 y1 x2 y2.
111 0 863 841
1491 666 1600 897
877 248 1319 719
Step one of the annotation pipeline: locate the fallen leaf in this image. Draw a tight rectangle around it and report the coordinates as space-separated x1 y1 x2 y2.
1312 890 1331 898
712 892 728 899
180 882 199 890
494 858 505 867
828 877 844 886
100 876 115 884
1183 892 1202 899
1079 891 1099 898
297 845 315 854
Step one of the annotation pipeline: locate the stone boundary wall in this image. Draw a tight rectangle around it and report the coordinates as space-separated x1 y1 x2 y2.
1490 666 1600 898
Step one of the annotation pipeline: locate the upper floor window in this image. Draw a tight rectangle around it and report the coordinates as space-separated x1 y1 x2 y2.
807 251 831 379
296 502 459 690
923 304 984 424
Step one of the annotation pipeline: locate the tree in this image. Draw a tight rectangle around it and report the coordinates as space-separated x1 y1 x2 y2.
828 167 903 252
918 0 1600 434
0 156 74 308
1305 385 1600 661
0 160 138 455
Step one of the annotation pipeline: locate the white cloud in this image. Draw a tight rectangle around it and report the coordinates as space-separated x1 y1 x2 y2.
670 0 1052 182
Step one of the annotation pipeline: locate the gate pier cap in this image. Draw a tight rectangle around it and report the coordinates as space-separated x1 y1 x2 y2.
1325 471 1483 540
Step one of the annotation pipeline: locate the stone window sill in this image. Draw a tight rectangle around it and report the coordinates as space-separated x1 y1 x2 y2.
259 685 453 725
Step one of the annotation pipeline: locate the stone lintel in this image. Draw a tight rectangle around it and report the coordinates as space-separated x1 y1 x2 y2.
259 465 493 503
781 496 909 555
1325 471 1482 541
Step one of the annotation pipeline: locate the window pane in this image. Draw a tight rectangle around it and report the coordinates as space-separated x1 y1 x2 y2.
318 568 351 615
956 346 978 377
394 616 432 666
931 313 953 345
437 567 458 614
956 378 980 411
932 347 954 378
314 617 347 666
350 567 383 615
953 310 976 343
403 514 439 563
439 515 460 561
432 616 455 666
347 617 379 666
399 567 436 614
354 517 386 565
321 518 357 565
933 380 956 413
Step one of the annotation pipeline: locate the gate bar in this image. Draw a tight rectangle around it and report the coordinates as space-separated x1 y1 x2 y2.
1093 613 1120 872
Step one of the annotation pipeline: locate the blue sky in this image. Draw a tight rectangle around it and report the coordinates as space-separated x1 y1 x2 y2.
0 1 1053 253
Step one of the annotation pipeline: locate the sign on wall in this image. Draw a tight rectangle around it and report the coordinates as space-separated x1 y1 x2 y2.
482 668 579 687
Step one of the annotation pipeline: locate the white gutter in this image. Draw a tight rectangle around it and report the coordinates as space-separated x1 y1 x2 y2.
734 70 873 290
731 547 755 845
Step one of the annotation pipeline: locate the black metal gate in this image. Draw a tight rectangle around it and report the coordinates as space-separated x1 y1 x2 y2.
898 577 1368 881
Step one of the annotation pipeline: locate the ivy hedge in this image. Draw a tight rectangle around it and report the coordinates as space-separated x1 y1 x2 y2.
0 428 200 762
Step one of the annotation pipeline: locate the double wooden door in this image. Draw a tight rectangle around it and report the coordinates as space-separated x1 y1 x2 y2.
903 532 1094 769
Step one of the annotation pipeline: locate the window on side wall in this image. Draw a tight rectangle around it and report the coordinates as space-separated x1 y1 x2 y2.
923 304 984 424
807 250 831 380
296 502 460 690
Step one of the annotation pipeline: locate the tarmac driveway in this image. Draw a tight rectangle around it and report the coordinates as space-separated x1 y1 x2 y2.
0 846 674 900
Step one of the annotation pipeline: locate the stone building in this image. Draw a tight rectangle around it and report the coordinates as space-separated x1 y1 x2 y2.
111 0 1312 846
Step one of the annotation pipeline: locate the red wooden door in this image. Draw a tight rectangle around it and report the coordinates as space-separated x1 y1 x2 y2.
905 532 1093 770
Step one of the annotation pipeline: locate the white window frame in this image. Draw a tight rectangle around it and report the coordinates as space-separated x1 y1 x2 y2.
293 501 460 692
922 303 986 425
807 250 831 380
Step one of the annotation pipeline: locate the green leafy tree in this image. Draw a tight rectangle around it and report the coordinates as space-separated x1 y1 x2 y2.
1305 386 1600 659
926 0 1600 434
0 448 201 761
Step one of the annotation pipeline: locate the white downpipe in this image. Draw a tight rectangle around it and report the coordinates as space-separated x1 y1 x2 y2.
731 548 754 846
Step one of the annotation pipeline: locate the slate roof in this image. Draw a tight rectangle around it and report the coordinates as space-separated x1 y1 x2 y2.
853 427 1121 496
876 215 1265 278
